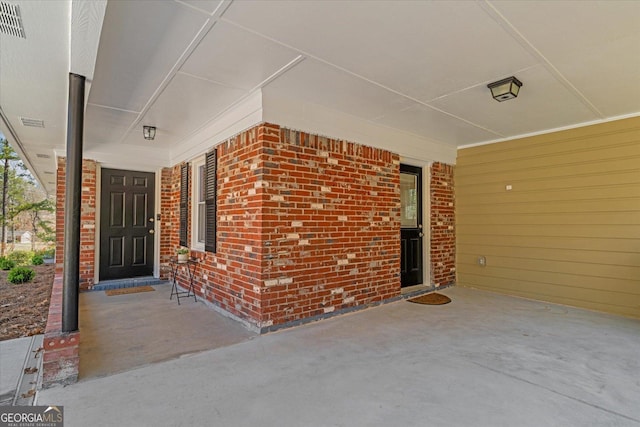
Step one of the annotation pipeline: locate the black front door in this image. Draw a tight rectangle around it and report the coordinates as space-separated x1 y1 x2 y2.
400 164 423 287
100 168 155 280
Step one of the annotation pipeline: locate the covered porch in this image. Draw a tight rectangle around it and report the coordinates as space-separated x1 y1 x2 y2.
38 286 640 426
1 0 638 393
78 283 255 380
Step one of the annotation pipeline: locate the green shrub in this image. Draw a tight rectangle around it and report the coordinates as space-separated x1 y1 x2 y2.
7 250 35 266
31 254 44 265
0 257 15 271
8 266 35 284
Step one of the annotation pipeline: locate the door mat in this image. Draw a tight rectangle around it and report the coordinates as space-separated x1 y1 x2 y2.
407 293 451 305
105 286 155 296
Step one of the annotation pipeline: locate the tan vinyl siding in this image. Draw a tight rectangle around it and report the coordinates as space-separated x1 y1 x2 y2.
456 116 640 318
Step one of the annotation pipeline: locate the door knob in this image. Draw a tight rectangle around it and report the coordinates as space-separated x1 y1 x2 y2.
419 232 424 237
149 217 154 222
149 229 155 234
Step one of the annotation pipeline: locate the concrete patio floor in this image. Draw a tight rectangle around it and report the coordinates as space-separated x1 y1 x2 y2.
78 283 256 379
38 287 640 427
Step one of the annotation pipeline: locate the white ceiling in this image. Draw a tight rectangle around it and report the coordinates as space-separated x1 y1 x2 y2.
1 0 639 194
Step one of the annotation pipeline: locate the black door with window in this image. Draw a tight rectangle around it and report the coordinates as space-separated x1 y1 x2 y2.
100 169 155 280
400 164 423 287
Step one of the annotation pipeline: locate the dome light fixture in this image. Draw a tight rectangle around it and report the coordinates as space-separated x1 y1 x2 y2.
487 76 523 102
143 125 156 140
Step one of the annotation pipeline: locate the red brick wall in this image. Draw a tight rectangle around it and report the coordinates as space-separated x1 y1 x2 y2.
159 165 182 279
206 126 264 322
169 123 401 330
55 158 97 290
430 162 456 287
44 156 97 387
260 126 401 326
188 126 265 324
42 273 79 388
161 146 263 322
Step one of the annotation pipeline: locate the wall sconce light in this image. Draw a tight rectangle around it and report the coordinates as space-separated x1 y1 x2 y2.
143 125 156 140
487 76 523 102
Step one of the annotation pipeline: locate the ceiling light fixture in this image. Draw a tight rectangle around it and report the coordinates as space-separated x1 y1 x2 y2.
487 76 522 102
143 125 156 140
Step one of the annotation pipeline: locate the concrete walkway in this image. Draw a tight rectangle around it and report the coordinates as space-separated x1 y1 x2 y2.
37 287 640 427
0 337 31 405
1 335 42 406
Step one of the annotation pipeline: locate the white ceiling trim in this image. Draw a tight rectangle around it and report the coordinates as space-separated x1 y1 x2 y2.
219 16 503 139
255 55 306 91
170 89 264 165
86 103 140 115
114 1 235 148
263 92 457 165
171 54 305 162
458 111 640 150
117 19 220 146
176 71 248 91
81 146 170 173
480 0 604 119
174 83 459 167
175 0 231 17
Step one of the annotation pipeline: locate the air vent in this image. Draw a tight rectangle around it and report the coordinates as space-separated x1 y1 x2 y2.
21 117 44 128
44 171 54 175
36 153 51 159
0 1 26 39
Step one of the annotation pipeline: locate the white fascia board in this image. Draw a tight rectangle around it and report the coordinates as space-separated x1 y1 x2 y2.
262 93 457 165
458 111 640 150
79 146 170 172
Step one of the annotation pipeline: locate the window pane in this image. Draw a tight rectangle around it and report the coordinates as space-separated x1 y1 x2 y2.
198 203 206 243
400 172 418 228
199 165 206 203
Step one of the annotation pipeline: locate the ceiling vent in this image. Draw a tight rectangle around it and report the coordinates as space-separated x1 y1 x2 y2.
0 2 26 39
21 117 44 128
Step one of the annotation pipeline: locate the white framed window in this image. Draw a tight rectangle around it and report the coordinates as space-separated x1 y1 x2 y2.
191 156 206 251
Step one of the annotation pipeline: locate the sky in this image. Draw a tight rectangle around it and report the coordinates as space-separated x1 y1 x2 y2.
0 130 39 185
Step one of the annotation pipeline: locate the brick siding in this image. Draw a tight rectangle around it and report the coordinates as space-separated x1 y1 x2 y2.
55 157 97 290
169 123 402 330
44 157 97 387
42 274 79 388
430 162 456 287
159 165 182 279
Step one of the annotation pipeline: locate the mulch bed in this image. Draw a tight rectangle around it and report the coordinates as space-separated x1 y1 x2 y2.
0 264 55 341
